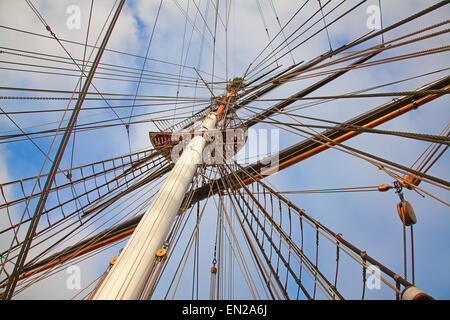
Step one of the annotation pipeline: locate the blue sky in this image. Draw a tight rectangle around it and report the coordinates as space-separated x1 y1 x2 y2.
0 0 449 300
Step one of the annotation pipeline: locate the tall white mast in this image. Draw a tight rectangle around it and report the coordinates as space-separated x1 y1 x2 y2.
93 91 233 299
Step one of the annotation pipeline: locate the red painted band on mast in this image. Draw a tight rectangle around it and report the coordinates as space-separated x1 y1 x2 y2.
216 89 234 120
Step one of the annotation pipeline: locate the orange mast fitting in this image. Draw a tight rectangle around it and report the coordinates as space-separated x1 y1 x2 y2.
216 88 235 120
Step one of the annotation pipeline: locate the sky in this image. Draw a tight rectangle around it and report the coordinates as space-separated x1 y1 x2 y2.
0 0 449 300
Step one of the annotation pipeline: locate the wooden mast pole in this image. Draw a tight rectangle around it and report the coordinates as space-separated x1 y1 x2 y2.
92 91 233 299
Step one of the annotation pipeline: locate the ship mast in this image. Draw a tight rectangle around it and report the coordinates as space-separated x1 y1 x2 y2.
92 90 234 299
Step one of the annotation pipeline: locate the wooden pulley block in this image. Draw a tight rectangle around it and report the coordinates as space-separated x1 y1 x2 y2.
377 184 390 192
402 286 433 300
402 175 421 190
109 256 119 266
155 248 167 258
396 201 417 226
